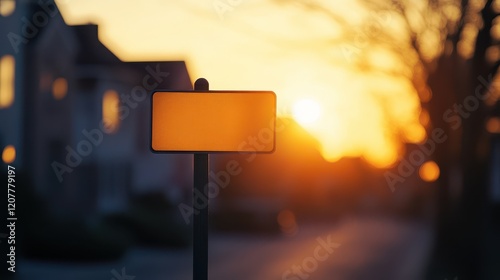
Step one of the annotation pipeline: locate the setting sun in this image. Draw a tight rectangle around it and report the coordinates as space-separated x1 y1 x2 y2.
292 98 321 126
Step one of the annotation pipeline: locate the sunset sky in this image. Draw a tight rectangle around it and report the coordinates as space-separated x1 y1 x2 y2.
55 0 426 167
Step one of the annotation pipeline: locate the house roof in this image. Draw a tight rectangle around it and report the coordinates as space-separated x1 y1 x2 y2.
72 25 121 65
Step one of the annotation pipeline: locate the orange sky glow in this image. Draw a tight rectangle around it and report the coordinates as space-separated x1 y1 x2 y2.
56 0 428 168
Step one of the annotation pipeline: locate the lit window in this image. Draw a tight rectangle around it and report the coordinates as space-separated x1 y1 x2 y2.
102 90 120 133
0 55 15 109
419 160 440 182
2 145 16 164
52 77 68 100
0 1 15 17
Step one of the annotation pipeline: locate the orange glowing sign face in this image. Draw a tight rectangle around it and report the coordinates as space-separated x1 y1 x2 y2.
151 91 276 152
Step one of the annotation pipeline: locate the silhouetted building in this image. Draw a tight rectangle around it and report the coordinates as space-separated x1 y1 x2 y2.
0 0 192 216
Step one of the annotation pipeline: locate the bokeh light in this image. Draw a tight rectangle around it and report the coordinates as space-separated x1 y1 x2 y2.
419 160 440 182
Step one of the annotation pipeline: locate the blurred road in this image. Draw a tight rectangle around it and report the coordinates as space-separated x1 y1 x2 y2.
16 216 433 280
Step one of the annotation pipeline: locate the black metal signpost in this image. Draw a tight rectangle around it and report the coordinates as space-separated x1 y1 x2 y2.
193 78 209 280
151 78 275 280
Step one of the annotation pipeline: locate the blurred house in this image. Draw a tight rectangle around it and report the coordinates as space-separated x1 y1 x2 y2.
0 1 192 216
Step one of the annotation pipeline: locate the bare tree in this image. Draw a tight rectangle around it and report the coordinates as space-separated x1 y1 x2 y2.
385 1 498 278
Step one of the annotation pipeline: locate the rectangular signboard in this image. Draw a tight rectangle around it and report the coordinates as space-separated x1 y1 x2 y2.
151 91 276 152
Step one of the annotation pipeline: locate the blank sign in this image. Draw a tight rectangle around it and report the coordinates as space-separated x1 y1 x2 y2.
151 91 276 152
